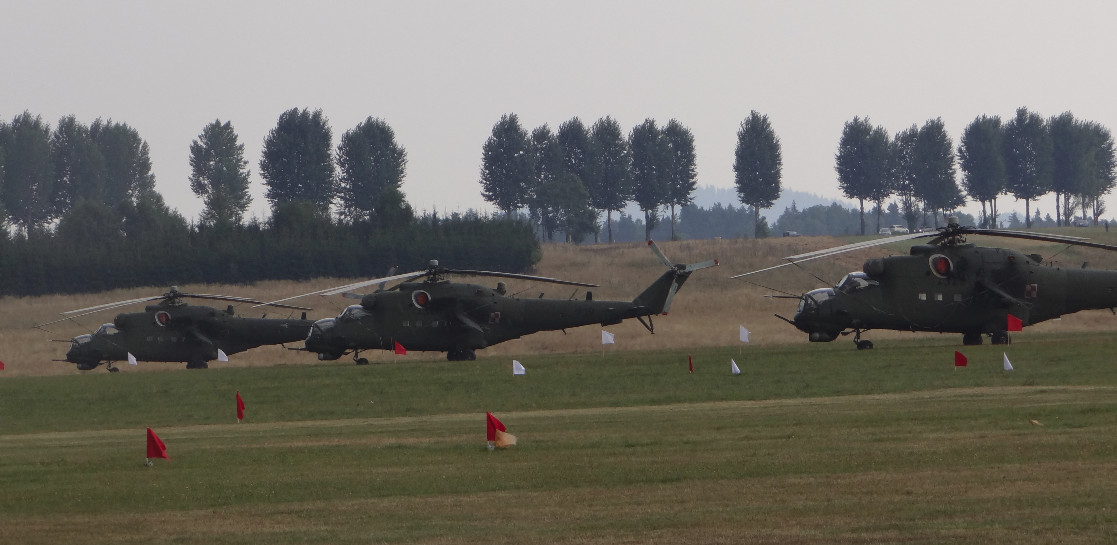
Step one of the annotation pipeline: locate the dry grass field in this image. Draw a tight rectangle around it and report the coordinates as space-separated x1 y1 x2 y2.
6 230 1117 376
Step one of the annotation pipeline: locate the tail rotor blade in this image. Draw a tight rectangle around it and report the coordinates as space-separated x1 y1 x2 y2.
647 240 673 269
684 259 719 273
661 281 681 314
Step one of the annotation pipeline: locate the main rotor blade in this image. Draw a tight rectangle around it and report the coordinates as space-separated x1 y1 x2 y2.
933 228 1117 251
785 232 932 261
444 269 598 287
255 270 427 306
730 232 932 279
62 296 164 315
317 270 429 296
178 293 311 310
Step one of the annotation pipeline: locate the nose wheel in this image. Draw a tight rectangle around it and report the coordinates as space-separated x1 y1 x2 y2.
853 329 873 350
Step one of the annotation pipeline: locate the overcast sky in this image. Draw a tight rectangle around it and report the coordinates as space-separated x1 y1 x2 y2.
4 1 1115 224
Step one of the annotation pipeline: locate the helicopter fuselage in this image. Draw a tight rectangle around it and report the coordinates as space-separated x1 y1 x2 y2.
790 243 1117 343
306 269 687 361
66 303 313 369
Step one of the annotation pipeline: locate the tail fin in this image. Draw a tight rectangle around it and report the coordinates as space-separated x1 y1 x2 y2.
632 241 718 314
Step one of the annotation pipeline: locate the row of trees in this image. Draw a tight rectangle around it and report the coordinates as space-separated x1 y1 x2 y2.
0 112 163 234
0 207 540 297
837 108 1117 233
0 109 540 297
478 114 703 242
0 109 412 236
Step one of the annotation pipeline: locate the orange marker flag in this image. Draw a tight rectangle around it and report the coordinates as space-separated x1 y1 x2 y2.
1007 314 1023 332
236 391 246 422
146 428 169 460
394 341 407 355
485 412 516 449
954 351 968 367
688 354 694 373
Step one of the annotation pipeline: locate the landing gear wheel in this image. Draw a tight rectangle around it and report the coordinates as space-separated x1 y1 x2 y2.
356 358 370 366
963 332 983 345
186 358 209 369
852 329 873 350
107 366 120 373
991 330 1010 345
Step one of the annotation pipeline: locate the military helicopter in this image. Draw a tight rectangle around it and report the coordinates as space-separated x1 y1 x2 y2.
732 218 1117 349
39 287 313 371
272 241 717 363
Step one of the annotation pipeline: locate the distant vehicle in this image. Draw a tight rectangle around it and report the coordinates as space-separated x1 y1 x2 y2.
783 231 800 237
878 228 892 236
889 225 910 234
1073 218 1092 227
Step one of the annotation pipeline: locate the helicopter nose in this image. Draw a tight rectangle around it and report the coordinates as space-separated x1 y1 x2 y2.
305 318 345 360
66 337 102 369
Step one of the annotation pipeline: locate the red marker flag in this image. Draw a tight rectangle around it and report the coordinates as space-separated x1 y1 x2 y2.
0 360 5 370
1007 314 1023 332
394 341 407 355
485 412 516 448
954 351 968 367
688 354 694 374
146 428 169 459
236 391 246 422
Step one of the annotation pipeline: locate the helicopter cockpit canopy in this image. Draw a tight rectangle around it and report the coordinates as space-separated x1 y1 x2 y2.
338 305 370 322
836 272 879 294
94 323 119 336
799 288 835 313
71 333 93 348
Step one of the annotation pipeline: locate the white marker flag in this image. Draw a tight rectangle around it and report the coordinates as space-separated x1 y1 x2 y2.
217 349 229 362
1003 352 1014 371
739 326 750 343
730 359 741 375
513 360 526 375
127 352 138 366
601 330 615 345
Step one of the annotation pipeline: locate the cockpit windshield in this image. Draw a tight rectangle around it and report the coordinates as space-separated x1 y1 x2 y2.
71 334 93 348
94 323 119 336
836 272 879 293
798 288 835 313
312 317 336 334
338 305 370 322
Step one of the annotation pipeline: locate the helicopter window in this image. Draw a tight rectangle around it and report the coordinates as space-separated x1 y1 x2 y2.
935 293 943 301
311 318 336 334
95 323 119 336
71 334 93 348
338 305 369 322
800 288 835 312
836 272 878 293
918 293 927 301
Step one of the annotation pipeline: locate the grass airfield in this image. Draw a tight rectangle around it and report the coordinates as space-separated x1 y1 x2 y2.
4 233 1117 543
3 336 1117 544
